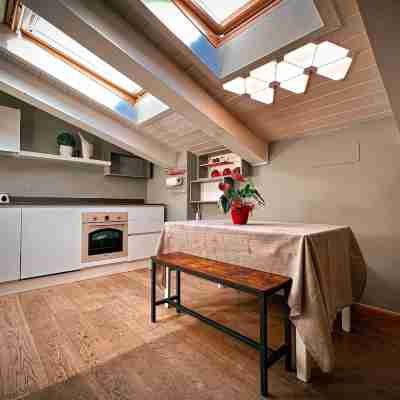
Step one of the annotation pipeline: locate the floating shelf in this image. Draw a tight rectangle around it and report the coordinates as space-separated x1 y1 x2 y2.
16 151 111 167
199 161 234 168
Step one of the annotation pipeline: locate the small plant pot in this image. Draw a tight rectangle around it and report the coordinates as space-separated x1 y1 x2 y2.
231 205 251 225
59 145 74 157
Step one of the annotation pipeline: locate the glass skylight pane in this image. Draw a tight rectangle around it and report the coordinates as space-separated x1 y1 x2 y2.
192 0 251 23
317 57 353 81
251 88 275 104
250 61 277 84
23 10 143 94
223 77 246 94
280 74 309 94
245 77 269 95
313 41 349 68
11 37 136 120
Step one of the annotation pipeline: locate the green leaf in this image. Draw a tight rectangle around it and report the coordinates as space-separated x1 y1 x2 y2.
218 195 231 213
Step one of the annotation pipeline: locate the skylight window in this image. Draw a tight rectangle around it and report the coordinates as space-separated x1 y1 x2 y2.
171 0 280 47
7 6 146 121
21 11 143 95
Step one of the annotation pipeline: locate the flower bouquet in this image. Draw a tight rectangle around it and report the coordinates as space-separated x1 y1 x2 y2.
218 168 265 225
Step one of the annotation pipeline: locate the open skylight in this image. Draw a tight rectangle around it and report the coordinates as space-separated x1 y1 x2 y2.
21 11 143 95
8 7 147 121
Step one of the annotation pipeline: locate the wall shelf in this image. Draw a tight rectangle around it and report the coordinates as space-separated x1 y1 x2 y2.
16 151 111 167
190 150 252 205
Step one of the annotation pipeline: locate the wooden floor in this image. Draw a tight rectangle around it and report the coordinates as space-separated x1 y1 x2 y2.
0 269 399 400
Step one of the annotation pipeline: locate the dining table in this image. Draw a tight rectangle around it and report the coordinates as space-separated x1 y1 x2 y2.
156 220 367 381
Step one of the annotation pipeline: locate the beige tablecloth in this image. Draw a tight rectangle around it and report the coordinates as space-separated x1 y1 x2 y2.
156 220 367 373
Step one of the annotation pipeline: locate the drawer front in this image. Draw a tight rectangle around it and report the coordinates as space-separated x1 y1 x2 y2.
128 233 160 261
128 207 164 235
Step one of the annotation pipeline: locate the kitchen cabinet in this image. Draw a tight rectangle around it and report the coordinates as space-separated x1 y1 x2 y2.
21 208 81 279
0 208 21 283
0 106 20 153
128 206 164 235
127 206 163 261
128 232 160 261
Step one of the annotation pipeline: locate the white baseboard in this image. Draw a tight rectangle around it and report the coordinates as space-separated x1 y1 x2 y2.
0 259 149 297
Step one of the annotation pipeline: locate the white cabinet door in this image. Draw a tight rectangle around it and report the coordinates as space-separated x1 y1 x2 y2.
128 206 164 235
0 106 20 153
0 208 21 283
21 208 81 279
128 233 160 261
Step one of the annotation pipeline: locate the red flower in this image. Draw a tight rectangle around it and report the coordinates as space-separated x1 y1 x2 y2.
232 172 245 182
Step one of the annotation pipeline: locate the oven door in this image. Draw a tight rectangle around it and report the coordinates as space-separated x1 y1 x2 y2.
82 222 128 263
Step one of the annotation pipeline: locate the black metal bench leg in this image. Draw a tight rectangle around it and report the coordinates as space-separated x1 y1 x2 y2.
150 260 157 323
176 270 181 313
284 284 293 372
259 292 269 398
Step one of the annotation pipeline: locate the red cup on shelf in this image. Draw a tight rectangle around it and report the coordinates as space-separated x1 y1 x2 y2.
211 169 221 178
223 168 232 176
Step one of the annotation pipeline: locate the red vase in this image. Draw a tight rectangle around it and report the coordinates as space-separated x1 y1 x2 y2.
231 206 251 225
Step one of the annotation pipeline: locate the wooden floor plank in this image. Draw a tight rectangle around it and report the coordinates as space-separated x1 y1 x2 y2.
0 269 399 400
18 291 78 386
0 296 48 400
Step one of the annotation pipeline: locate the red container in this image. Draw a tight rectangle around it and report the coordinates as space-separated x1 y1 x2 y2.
231 206 251 225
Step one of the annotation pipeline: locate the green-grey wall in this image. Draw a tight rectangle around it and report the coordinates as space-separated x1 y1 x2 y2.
202 117 400 313
148 116 400 313
0 91 147 199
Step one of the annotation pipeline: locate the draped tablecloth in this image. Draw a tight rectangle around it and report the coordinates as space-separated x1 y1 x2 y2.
156 220 367 373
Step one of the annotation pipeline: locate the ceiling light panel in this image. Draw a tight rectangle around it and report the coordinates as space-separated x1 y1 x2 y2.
313 41 349 68
317 57 353 80
223 77 246 94
250 60 277 83
276 61 304 83
251 87 275 104
222 41 353 105
284 43 317 68
280 74 309 94
245 77 269 95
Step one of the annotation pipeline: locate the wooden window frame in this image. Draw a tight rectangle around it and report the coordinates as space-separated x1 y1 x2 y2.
172 0 281 47
5 0 146 105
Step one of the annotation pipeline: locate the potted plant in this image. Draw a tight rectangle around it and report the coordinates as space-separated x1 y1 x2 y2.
57 132 75 157
218 168 265 225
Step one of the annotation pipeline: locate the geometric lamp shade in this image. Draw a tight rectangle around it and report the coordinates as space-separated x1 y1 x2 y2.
222 41 353 105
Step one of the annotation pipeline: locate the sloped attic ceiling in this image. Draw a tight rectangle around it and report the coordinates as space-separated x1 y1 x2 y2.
2 0 267 166
107 0 392 142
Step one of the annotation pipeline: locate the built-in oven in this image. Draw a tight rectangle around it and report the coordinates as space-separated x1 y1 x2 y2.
82 212 128 263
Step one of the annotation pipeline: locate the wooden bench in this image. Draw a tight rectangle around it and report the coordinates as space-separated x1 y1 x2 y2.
150 252 293 398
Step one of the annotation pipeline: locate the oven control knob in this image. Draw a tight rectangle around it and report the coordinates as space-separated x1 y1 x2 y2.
105 215 110 221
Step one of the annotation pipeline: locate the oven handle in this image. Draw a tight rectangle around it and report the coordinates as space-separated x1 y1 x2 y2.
89 223 128 228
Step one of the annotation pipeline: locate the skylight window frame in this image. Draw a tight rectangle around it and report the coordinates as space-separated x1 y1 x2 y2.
6 0 146 106
171 0 281 47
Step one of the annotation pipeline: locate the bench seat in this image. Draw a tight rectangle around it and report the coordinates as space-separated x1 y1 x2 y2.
152 252 291 295
150 252 293 398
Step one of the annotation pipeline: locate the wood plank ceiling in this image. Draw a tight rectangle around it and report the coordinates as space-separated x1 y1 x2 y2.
109 0 393 147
